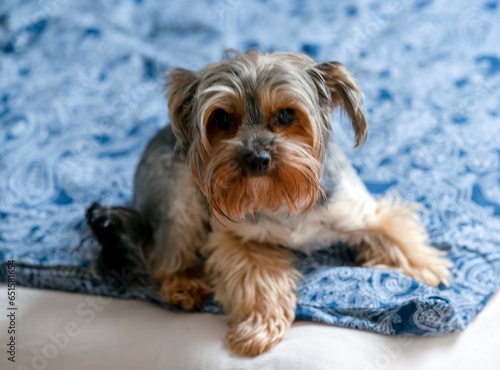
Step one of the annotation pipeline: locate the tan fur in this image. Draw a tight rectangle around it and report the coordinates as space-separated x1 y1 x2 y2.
200 139 323 220
202 228 300 356
159 268 211 310
357 197 452 286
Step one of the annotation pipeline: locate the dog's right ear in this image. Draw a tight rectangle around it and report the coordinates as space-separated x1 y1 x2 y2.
165 68 200 156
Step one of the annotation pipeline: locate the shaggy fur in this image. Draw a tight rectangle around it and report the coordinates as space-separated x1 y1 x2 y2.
87 49 452 357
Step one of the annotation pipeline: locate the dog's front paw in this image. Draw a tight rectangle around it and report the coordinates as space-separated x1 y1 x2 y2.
361 244 453 287
225 311 293 356
399 250 452 287
160 269 212 310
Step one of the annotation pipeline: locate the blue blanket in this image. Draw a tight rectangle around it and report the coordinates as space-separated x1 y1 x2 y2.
1 0 500 336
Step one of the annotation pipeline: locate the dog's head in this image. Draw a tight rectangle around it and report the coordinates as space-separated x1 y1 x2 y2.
165 49 367 220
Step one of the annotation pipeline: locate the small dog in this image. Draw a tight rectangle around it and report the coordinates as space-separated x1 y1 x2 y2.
87 49 452 356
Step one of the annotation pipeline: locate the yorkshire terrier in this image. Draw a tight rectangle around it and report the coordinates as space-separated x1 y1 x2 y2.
87 49 452 356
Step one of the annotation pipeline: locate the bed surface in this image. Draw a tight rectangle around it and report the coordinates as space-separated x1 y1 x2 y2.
1 286 499 370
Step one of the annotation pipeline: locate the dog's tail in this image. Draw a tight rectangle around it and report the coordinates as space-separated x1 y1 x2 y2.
85 202 156 292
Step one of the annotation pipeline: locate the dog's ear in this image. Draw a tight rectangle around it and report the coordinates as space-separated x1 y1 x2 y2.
309 62 368 147
164 68 200 155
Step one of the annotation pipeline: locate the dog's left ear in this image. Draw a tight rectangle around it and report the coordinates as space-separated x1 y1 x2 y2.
310 62 368 147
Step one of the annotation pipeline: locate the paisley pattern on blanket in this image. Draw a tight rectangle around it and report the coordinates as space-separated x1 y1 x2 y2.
1 0 499 335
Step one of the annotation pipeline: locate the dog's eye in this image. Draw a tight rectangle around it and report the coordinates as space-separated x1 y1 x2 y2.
212 109 234 131
277 108 295 127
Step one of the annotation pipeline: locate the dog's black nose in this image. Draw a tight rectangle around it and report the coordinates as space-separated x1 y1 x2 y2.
244 150 271 175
